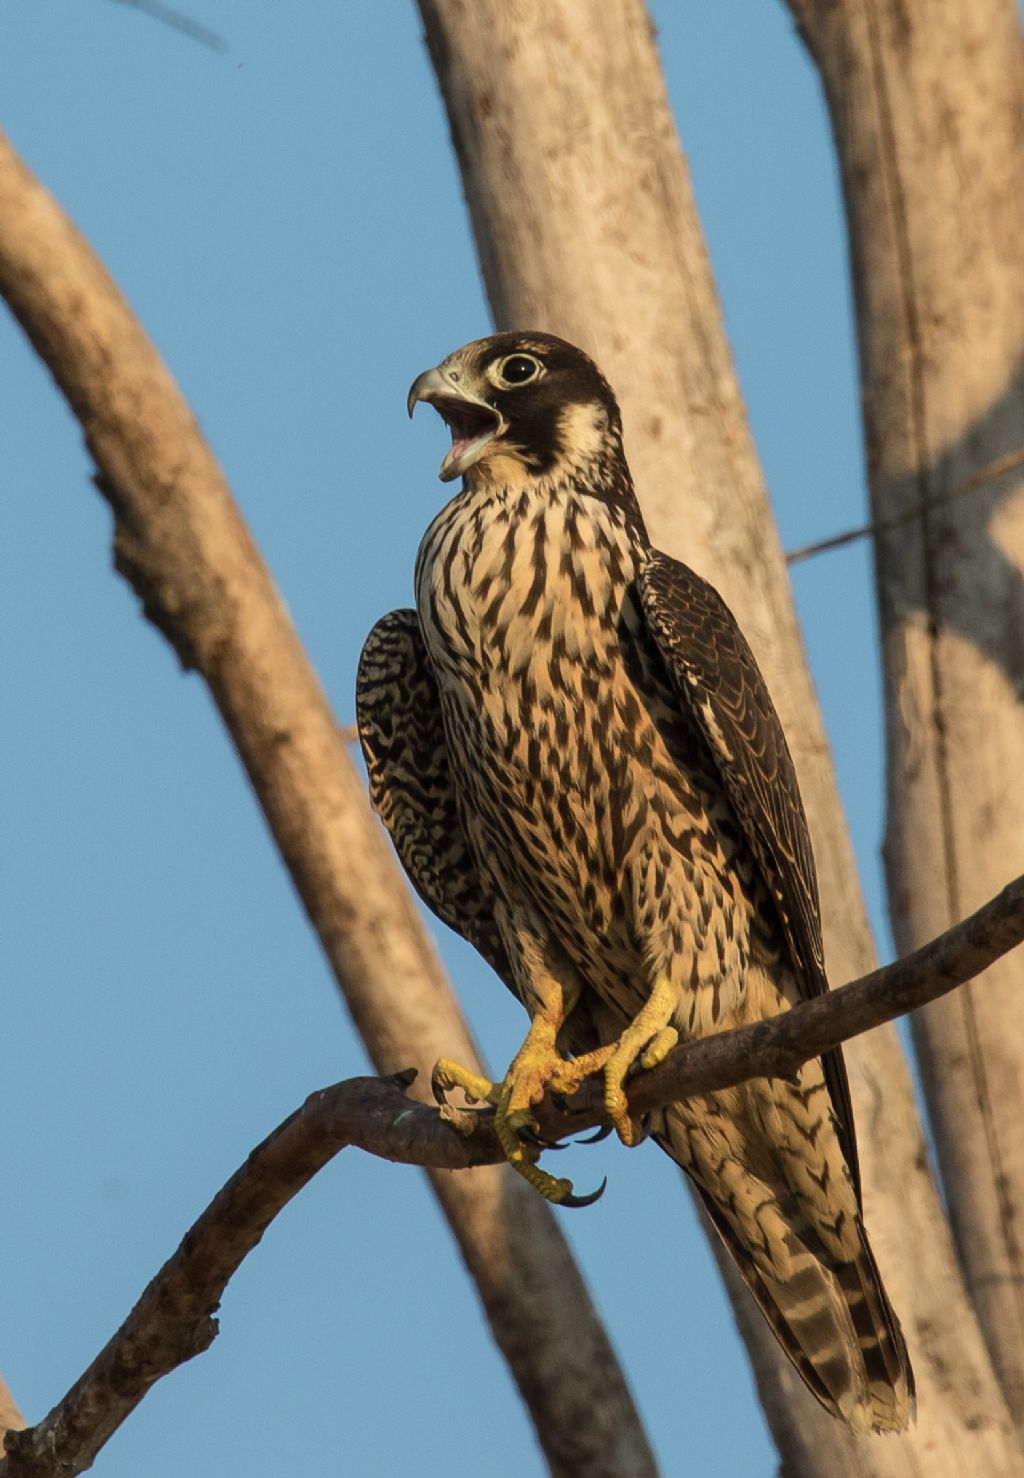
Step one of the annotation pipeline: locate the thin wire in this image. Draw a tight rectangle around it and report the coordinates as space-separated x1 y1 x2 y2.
785 445 1024 566
107 0 226 53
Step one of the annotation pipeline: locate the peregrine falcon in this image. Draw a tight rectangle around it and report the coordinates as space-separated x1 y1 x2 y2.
356 331 913 1431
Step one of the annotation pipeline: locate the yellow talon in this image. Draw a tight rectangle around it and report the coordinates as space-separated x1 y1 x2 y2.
432 976 677 1201
432 979 607 1207
435 979 678 1175
603 977 678 1147
640 1025 679 1072
492 1090 574 1203
548 1042 614 1095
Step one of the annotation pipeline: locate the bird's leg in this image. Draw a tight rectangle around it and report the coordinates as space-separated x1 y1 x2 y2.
492 974 603 1203
491 1007 577 1202
434 976 604 1206
431 1024 586 1113
602 977 679 1147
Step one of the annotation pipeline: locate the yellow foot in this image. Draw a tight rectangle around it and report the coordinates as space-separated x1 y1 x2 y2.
432 1057 501 1108
433 1023 607 1208
640 1026 679 1072
604 978 679 1147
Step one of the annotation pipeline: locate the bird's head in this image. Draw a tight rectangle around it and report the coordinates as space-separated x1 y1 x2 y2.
407 331 625 489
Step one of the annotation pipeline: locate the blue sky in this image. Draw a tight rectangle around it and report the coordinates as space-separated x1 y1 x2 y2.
2 4 890 1474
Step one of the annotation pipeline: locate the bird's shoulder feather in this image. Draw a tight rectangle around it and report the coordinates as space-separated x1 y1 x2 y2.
638 548 860 1197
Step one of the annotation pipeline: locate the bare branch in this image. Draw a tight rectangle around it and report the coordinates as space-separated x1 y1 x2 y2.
0 127 655 1478
6 874 1024 1478
0 1072 455 1478
784 0 1024 1429
629 872 1024 1113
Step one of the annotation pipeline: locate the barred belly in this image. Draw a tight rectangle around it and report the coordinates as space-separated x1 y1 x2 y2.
415 479 765 1039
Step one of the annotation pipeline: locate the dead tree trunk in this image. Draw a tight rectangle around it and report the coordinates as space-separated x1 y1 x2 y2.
0 128 656 1478
416 0 1023 1471
785 0 1024 1431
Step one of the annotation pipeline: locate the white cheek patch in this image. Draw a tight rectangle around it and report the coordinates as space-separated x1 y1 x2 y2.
556 401 609 472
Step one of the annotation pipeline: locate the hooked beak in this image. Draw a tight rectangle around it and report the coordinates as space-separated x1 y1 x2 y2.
407 365 506 483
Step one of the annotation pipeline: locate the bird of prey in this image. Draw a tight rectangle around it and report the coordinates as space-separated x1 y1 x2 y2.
356 331 913 1431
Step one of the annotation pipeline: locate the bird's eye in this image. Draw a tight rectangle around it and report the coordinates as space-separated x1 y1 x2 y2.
496 354 541 387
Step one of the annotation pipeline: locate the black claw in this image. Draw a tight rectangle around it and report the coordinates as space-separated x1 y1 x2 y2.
518 1126 568 1151
575 1123 614 1145
631 1114 653 1146
431 1079 450 1107
559 1177 608 1209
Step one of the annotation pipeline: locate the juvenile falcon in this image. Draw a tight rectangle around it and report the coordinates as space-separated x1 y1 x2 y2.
356 331 913 1431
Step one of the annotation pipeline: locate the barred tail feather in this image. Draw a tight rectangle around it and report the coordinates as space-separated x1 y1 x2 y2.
655 1109 915 1433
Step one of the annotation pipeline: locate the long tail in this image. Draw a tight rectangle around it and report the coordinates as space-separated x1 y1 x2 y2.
654 1103 915 1433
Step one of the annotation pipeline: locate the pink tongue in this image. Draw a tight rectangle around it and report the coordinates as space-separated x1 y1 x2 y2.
443 437 472 473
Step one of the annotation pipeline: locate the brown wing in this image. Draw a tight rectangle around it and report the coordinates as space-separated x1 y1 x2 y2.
638 548 860 1198
355 608 514 984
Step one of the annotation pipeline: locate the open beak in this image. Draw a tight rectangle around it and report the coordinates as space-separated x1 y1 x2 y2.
407 365 506 483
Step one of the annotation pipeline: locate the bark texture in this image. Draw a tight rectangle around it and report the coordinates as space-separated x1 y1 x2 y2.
787 0 1024 1430
0 1384 22 1451
416 0 1023 1471
0 129 655 1478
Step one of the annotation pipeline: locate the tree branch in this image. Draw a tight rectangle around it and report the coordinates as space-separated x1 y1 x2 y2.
0 127 655 1478
783 0 1024 1432
784 446 1024 566
629 871 1024 1113
0 1072 461 1478
6 873 1024 1478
